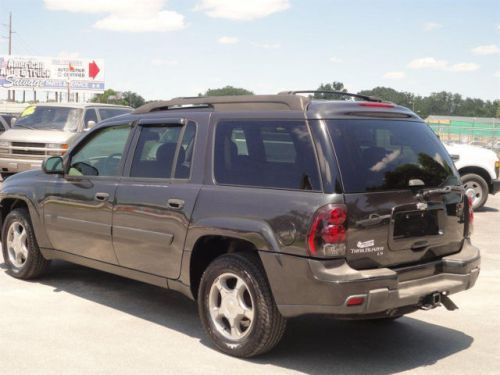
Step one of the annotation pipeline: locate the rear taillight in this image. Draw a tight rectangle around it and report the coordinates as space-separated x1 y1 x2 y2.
467 195 474 236
308 204 347 258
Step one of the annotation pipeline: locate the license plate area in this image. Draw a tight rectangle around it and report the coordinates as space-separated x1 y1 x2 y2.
393 210 439 239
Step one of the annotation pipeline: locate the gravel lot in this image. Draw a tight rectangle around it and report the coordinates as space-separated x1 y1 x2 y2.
1 194 499 375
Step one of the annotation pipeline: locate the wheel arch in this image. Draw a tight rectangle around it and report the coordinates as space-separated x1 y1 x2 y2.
458 166 492 186
0 195 48 247
183 218 281 300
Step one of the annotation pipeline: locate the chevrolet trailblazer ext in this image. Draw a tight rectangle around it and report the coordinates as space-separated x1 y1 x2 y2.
0 92 480 358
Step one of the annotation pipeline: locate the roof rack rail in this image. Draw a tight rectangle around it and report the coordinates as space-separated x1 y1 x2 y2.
279 90 383 103
133 94 309 114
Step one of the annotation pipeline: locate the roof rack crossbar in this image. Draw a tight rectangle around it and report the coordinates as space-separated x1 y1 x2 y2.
279 90 383 103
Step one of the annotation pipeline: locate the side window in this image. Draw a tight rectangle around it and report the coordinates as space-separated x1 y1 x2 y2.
69 125 131 177
99 108 132 121
129 122 197 179
231 129 248 155
214 121 321 191
130 125 182 178
83 109 98 128
262 127 296 163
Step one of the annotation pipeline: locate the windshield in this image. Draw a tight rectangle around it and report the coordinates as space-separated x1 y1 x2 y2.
326 119 460 193
99 108 132 120
14 106 82 132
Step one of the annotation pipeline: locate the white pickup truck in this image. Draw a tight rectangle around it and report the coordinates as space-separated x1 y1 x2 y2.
445 143 500 209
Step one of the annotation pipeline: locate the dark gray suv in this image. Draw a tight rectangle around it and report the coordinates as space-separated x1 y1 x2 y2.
0 92 480 357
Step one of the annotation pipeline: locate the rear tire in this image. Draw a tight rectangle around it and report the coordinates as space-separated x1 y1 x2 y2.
461 173 488 210
198 252 286 358
2 208 50 279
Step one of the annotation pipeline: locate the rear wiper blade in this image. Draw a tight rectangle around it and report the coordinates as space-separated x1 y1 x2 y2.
419 186 464 199
14 124 34 129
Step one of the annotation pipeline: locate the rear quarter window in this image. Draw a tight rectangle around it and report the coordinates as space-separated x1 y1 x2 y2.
214 120 321 191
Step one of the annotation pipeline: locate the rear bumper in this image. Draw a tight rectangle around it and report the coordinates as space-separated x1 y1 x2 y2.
0 157 43 173
490 179 500 195
261 239 480 318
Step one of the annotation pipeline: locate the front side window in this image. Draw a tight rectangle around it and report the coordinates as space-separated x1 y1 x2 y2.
129 122 196 179
214 120 321 191
84 109 98 127
69 125 131 176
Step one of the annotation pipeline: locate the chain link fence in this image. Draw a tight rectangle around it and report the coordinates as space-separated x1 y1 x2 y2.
427 116 500 157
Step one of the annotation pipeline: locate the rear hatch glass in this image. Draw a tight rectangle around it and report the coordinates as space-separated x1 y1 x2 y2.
327 120 459 193
326 119 465 269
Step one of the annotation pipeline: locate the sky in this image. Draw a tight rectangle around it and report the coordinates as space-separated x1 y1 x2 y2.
0 0 499 101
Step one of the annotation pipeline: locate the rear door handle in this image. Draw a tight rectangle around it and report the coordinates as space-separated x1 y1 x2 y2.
167 198 184 209
95 192 110 201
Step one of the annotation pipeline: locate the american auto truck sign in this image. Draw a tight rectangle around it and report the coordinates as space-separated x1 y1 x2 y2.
0 55 105 92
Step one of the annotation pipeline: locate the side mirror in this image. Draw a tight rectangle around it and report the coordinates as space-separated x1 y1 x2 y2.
42 156 64 175
10 117 16 127
87 120 96 129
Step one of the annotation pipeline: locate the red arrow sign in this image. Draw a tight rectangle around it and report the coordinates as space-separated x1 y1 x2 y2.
89 60 100 79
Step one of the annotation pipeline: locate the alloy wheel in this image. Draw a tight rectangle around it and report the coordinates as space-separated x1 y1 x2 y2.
6 221 28 268
208 272 255 341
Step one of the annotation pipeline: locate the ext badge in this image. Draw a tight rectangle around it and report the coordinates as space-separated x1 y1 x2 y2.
350 239 384 256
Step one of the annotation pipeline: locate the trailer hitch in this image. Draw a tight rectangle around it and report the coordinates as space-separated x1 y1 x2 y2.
421 292 458 311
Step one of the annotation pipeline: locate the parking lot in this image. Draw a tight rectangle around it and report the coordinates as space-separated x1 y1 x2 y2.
0 193 499 374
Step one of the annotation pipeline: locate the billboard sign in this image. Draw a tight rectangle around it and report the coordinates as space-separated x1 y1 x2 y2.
0 55 105 92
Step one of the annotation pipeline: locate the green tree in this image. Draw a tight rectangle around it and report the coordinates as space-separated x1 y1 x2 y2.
91 89 145 108
358 87 416 110
356 87 498 118
314 82 348 99
122 91 145 108
202 86 254 96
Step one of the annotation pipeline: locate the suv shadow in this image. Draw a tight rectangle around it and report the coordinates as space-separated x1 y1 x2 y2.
5 260 473 374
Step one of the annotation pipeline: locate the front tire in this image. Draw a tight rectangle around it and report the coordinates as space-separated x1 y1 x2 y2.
198 253 286 358
462 173 488 210
2 208 50 279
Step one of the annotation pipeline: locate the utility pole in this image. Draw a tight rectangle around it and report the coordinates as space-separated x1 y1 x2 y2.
7 12 14 101
8 12 12 55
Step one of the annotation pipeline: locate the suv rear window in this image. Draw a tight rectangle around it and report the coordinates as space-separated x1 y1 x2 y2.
214 120 321 191
327 120 459 193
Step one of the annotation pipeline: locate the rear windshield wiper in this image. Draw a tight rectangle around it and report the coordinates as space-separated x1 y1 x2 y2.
14 124 35 129
418 185 464 200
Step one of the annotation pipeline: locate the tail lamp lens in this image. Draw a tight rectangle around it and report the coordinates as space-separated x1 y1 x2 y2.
308 204 347 258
